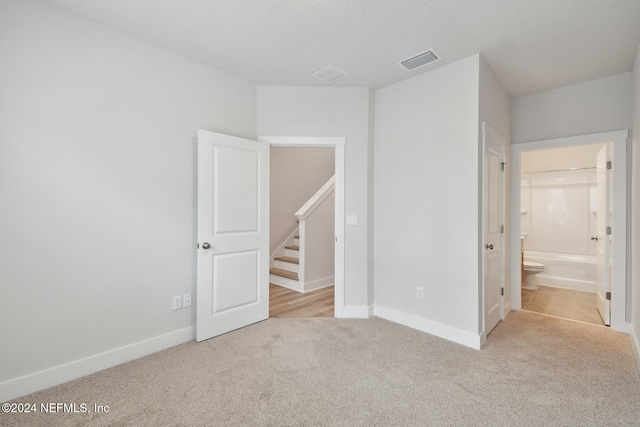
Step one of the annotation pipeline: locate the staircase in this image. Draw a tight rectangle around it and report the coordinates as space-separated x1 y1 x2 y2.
269 235 301 289
269 176 336 293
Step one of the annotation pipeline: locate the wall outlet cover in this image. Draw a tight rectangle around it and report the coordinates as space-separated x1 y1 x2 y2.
183 293 192 307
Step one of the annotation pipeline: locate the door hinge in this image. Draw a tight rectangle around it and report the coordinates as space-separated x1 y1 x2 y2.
606 161 612 170
500 225 504 234
606 226 612 235
606 292 611 301
501 288 504 296
501 162 506 171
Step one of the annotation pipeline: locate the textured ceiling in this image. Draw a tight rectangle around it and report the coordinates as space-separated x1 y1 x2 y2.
40 0 640 97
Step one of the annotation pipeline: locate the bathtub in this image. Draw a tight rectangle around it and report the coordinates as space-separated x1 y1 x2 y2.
523 250 596 293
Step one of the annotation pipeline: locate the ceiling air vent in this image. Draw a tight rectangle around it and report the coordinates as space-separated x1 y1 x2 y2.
398 49 441 71
312 64 349 83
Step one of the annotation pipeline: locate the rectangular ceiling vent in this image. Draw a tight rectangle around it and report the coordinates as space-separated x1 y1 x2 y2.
312 64 349 83
398 49 441 71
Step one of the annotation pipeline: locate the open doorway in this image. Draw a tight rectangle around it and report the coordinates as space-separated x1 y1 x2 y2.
519 143 605 325
259 136 347 318
269 146 335 317
509 130 628 332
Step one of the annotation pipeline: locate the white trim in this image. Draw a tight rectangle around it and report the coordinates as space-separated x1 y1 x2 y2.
510 130 629 332
259 136 348 317
0 327 194 403
295 176 335 218
269 274 303 292
630 324 640 377
303 277 335 292
270 227 298 262
504 300 512 317
374 305 482 350
338 305 372 319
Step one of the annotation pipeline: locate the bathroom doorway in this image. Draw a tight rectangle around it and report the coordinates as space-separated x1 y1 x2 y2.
509 130 628 332
519 143 604 325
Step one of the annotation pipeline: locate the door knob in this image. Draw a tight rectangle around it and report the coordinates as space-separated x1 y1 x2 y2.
202 242 211 249
590 236 598 241
485 244 494 250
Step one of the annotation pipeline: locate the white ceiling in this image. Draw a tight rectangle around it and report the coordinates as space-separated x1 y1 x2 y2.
40 0 640 97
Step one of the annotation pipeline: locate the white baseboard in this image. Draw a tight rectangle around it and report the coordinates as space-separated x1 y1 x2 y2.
269 276 334 293
335 305 372 319
303 276 334 292
373 305 482 350
630 324 640 377
0 326 195 403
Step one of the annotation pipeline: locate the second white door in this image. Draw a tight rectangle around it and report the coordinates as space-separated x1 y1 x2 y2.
483 123 505 336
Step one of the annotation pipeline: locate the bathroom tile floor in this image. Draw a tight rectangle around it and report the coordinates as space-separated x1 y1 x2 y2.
521 285 605 326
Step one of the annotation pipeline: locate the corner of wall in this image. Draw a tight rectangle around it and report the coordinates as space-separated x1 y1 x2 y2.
373 305 482 350
367 88 376 306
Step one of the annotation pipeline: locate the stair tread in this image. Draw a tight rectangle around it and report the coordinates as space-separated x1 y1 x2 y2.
270 268 299 281
284 245 299 251
274 256 299 264
294 235 299 239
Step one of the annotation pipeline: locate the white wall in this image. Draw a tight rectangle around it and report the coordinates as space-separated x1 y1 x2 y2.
631 41 640 370
373 55 482 347
521 144 603 172
0 0 256 401
256 86 373 312
512 73 632 144
270 147 334 254
302 191 335 286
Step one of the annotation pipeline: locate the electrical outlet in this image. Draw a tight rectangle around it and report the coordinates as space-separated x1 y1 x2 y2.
416 287 424 300
183 293 192 307
172 296 182 310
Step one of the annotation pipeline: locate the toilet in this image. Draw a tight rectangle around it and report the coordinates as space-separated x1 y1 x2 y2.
523 261 544 290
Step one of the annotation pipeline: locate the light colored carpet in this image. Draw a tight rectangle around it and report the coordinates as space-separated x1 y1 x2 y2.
3 311 640 426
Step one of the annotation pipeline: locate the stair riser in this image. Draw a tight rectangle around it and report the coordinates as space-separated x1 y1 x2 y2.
274 260 299 272
269 274 303 292
294 237 299 245
285 248 299 258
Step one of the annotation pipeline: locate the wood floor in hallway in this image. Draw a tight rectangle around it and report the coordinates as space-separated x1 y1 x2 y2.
269 283 334 318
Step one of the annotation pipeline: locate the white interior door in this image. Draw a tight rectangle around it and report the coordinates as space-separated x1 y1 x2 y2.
483 124 505 335
595 145 611 326
196 130 269 342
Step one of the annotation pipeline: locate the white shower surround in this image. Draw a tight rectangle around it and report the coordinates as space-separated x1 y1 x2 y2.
521 168 598 292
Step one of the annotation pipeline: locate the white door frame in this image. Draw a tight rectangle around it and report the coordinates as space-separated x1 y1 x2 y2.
509 130 628 333
259 136 346 317
481 122 507 344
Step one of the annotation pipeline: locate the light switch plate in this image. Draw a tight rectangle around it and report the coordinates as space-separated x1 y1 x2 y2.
347 215 358 226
